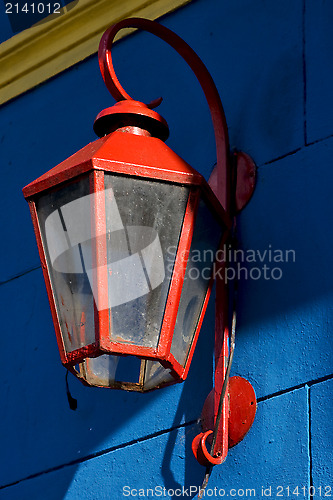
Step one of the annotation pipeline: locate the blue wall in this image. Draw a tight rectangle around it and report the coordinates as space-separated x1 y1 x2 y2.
0 0 332 498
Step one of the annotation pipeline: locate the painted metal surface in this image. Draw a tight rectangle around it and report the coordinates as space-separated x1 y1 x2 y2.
209 152 257 213
227 376 257 448
22 18 237 395
93 100 169 140
192 430 225 466
0 0 306 285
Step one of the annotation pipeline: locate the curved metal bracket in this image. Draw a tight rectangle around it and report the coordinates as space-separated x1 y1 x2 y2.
98 17 231 213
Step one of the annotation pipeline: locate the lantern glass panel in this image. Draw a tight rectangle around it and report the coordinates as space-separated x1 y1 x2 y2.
84 354 120 383
80 354 142 386
36 172 189 356
78 355 175 390
170 198 225 367
103 174 189 348
143 360 175 390
36 176 96 354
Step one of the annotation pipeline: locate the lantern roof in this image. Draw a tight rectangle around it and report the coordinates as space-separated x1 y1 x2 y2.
23 126 208 199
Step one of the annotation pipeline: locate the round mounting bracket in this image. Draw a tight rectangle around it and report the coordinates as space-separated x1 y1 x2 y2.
233 152 256 213
209 152 256 214
196 376 257 457
228 376 256 448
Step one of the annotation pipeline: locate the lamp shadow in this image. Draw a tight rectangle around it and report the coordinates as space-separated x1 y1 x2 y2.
160 298 215 498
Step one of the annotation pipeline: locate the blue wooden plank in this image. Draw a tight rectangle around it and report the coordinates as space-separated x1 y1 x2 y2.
231 137 333 398
0 58 104 283
160 0 304 168
310 379 333 490
210 388 310 496
0 2 330 497
0 4 14 43
0 388 309 499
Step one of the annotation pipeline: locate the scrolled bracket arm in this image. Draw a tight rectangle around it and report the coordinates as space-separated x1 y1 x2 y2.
98 17 231 214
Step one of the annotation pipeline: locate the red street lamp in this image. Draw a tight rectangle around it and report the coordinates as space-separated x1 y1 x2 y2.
23 18 256 468
23 96 229 391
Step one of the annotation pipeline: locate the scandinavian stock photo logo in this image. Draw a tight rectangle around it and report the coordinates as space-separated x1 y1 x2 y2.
166 244 296 283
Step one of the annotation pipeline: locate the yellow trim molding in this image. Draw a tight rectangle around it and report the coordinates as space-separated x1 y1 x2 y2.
0 0 192 105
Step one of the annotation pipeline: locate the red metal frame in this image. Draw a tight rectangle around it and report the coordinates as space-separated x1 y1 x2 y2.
157 188 200 363
181 223 231 381
98 18 230 213
23 132 203 198
98 21 232 451
90 170 110 350
28 200 68 365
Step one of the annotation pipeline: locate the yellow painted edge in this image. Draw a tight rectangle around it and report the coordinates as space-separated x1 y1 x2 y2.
0 0 192 105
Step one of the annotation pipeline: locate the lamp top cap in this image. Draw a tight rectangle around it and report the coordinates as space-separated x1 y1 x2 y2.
93 99 169 141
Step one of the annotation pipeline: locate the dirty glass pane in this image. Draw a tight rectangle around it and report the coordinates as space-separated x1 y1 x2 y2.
143 360 176 391
36 173 189 356
104 174 189 348
36 176 96 354
83 354 120 385
81 354 142 387
78 355 176 390
170 198 225 367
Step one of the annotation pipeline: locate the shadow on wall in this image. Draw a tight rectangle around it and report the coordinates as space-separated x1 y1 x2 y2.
160 300 216 498
227 138 333 400
0 269 215 497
